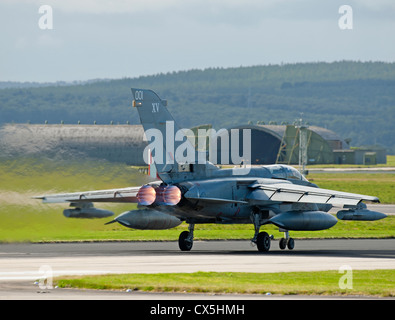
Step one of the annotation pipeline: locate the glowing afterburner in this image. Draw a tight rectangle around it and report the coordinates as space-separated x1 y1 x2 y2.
156 185 182 206
136 185 156 206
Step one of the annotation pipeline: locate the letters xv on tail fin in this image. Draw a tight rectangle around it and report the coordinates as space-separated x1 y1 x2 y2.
131 88 216 183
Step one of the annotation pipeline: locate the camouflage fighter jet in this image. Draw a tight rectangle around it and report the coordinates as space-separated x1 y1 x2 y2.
35 88 387 252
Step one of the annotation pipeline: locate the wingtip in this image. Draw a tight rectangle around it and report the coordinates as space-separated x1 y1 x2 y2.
371 197 380 204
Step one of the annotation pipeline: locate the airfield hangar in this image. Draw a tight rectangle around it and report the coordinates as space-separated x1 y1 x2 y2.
0 123 386 165
214 124 346 165
0 124 147 165
213 124 386 165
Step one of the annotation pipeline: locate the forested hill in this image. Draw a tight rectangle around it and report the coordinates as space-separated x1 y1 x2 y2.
1 61 394 153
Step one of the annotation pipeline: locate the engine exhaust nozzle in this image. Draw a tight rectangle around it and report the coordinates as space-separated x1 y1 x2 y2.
156 185 181 206
137 185 156 206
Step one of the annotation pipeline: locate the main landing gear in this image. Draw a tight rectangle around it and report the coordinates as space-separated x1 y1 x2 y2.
178 222 295 252
251 213 295 252
251 230 295 252
178 223 194 251
251 213 272 252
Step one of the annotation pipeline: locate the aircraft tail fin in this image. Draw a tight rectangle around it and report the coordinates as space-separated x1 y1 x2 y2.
131 88 217 183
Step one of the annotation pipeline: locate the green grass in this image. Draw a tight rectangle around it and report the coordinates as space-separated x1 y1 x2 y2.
307 154 395 168
1 210 394 242
308 172 395 204
56 270 395 297
0 157 394 242
0 157 150 193
388 155 395 166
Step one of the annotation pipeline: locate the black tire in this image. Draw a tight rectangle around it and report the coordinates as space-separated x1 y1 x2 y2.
287 238 295 250
178 231 193 251
256 232 271 252
279 238 287 250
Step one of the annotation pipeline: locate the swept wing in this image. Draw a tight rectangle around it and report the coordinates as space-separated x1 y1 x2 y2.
34 186 142 204
247 181 379 206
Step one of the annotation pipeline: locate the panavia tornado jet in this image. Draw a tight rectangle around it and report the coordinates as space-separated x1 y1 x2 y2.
35 88 387 252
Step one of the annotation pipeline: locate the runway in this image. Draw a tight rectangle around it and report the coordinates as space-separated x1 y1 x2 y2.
0 239 394 299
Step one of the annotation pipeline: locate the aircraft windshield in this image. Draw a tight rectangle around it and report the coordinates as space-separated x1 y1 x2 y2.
265 165 308 182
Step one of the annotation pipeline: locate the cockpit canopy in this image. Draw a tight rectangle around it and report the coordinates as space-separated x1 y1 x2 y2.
264 165 308 182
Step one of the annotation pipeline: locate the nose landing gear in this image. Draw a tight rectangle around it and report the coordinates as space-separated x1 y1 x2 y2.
279 230 294 250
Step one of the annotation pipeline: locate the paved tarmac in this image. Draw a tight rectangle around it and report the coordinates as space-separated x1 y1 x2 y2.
0 239 394 300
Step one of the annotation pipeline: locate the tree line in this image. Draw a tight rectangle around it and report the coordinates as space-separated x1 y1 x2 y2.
1 61 394 153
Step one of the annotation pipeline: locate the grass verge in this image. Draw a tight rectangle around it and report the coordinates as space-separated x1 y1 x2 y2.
0 209 394 242
56 270 395 297
0 157 394 242
308 172 395 204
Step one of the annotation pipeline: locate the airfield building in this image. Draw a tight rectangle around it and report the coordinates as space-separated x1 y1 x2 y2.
215 124 386 165
0 123 386 165
0 124 147 165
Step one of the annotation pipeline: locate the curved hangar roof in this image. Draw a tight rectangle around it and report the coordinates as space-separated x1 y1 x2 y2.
0 123 348 166
215 124 348 165
0 124 147 165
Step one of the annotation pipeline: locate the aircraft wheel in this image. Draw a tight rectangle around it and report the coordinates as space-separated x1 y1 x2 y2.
256 232 271 252
287 238 295 250
178 231 193 251
279 238 287 250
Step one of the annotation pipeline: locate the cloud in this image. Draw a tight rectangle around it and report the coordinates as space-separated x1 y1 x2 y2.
36 34 63 48
358 0 395 10
3 0 286 15
5 0 394 27
14 37 29 49
4 0 395 15
1 0 394 82
3 0 184 14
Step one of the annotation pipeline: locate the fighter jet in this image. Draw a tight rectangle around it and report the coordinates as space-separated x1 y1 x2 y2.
35 88 387 252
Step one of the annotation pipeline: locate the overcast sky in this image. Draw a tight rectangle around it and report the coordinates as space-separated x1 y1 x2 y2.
1 0 394 82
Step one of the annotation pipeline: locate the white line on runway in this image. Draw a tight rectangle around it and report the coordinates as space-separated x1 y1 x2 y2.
1 254 394 281
0 270 114 281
